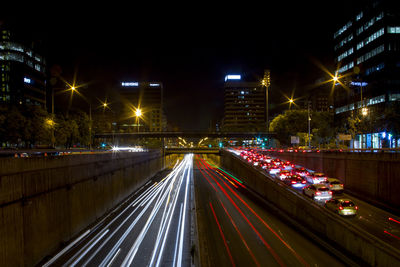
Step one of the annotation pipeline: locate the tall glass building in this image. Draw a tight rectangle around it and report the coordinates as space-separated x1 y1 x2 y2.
0 24 46 107
333 0 400 148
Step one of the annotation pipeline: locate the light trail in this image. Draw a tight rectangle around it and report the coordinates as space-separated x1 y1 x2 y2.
45 155 193 267
209 202 236 267
121 154 193 267
200 158 309 267
197 159 286 267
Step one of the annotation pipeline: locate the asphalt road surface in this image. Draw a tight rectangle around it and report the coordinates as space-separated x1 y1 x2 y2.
194 155 347 267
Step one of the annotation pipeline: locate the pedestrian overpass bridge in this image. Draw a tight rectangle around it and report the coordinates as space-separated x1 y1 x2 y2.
164 147 220 154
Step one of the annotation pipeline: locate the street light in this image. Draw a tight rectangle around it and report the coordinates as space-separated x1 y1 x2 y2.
289 98 294 110
362 107 368 116
46 118 56 148
134 108 143 132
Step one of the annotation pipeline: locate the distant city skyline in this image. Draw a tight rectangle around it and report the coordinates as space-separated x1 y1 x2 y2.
1 1 362 130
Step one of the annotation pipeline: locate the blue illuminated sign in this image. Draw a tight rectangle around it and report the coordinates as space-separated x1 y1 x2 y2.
121 82 138 87
350 82 368 87
24 77 31 84
225 75 241 82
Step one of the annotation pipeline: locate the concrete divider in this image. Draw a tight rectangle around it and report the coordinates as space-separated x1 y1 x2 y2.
220 150 400 266
0 151 178 267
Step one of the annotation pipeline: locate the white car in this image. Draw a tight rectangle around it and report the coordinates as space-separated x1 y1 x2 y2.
275 170 292 180
303 184 332 201
305 172 328 184
325 178 344 194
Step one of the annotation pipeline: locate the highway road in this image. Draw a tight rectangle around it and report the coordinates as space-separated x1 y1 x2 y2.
42 154 193 267
194 155 347 267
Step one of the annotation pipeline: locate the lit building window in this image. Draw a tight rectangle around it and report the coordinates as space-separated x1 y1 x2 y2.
356 28 384 50
356 11 363 21
387 26 400 34
334 21 353 39
357 45 384 64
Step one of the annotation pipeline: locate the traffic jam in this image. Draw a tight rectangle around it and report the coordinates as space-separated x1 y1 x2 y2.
237 148 358 217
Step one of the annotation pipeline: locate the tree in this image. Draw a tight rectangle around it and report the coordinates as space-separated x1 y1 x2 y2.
72 111 90 147
269 110 335 147
55 115 79 148
4 106 26 147
23 105 51 147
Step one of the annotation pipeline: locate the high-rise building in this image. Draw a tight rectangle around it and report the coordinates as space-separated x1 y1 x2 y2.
0 23 47 107
333 0 400 148
118 81 164 132
333 0 400 118
222 74 266 131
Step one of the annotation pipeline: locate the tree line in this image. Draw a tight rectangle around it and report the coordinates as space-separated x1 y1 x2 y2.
0 105 112 149
269 103 400 148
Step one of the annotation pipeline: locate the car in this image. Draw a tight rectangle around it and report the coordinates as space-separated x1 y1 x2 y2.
263 156 272 163
303 184 332 201
260 162 271 169
272 158 282 166
267 165 281 175
305 172 328 184
324 198 358 216
284 175 307 187
325 178 344 194
292 167 310 177
275 170 292 180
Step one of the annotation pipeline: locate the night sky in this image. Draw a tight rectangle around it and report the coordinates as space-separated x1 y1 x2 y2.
3 2 362 130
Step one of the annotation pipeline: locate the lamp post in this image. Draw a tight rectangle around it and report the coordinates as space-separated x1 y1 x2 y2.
135 108 142 133
262 69 271 131
308 101 311 148
289 98 294 110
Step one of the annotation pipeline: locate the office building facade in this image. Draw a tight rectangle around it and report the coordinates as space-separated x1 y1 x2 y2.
333 0 400 148
223 75 266 132
119 81 164 132
0 25 46 107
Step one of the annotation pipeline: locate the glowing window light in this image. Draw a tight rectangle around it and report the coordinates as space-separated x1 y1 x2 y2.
149 83 160 87
24 77 31 84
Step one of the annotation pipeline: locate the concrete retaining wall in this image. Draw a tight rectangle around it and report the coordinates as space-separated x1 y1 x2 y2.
266 151 400 211
0 151 178 267
220 150 400 266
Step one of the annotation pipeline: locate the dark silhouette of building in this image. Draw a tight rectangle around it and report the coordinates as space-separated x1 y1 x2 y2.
0 21 46 107
222 74 267 131
118 81 164 132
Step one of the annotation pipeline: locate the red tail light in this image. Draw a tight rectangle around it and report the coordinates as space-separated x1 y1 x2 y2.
339 206 343 210
355 206 358 210
340 184 344 187
291 164 295 167
330 185 333 187
302 180 306 184
329 191 332 195
291 181 296 184
315 191 321 195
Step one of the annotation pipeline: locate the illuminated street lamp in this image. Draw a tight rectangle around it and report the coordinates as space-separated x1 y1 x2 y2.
134 108 143 132
362 107 368 116
289 98 294 110
46 118 56 148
